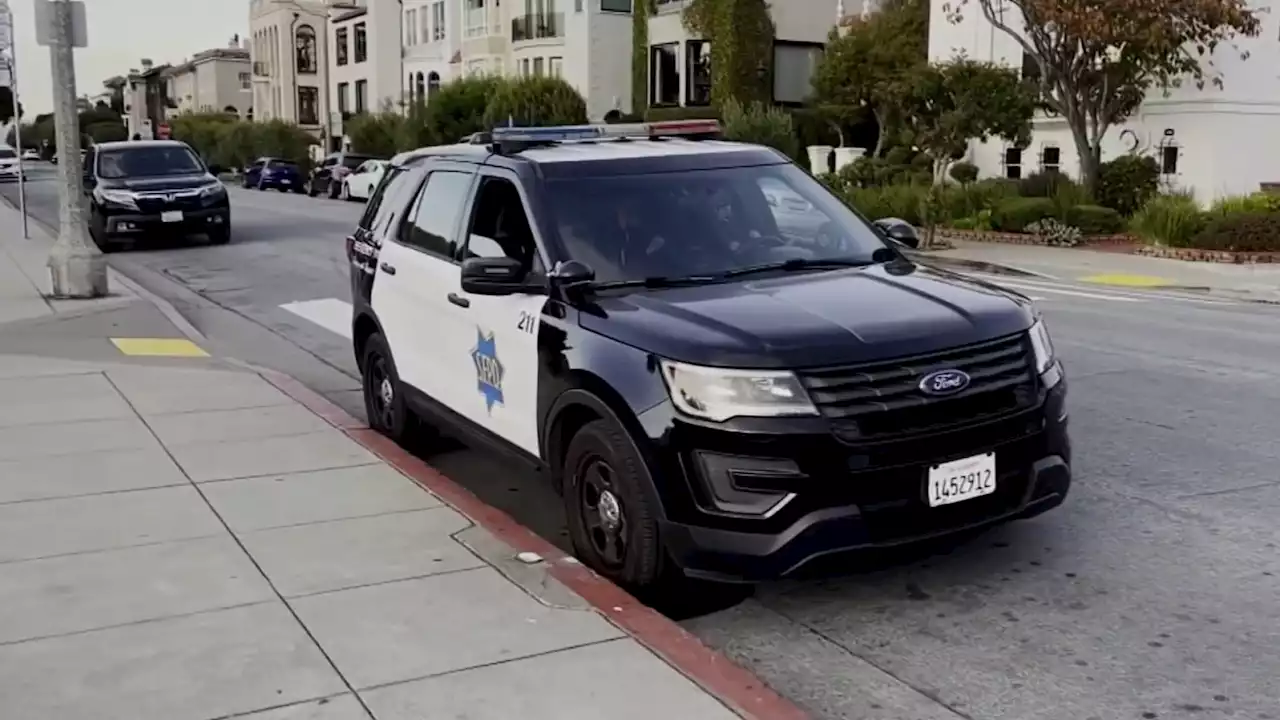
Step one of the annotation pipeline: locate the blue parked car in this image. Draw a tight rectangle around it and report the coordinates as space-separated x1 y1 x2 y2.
242 157 304 193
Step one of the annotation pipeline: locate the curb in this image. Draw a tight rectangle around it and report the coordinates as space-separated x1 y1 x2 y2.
258 368 810 720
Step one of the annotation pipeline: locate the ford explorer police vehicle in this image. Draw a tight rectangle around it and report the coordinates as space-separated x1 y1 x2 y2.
345 120 1070 590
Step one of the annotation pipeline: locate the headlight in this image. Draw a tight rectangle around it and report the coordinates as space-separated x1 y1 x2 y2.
1028 319 1055 374
659 359 818 422
95 188 137 210
200 182 226 196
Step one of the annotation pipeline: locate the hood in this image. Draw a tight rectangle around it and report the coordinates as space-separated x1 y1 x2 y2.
100 173 216 191
577 262 1036 369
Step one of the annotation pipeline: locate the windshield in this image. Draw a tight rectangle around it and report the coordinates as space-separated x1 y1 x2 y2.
342 155 374 169
0 148 15 160
98 145 205 179
547 163 891 284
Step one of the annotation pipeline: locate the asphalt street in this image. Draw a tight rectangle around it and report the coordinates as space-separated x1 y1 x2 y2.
6 166 1280 719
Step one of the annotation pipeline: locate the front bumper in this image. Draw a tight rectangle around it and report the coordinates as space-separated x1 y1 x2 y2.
649 371 1071 583
104 206 229 235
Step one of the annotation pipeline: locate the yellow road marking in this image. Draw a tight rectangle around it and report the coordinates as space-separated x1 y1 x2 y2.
1079 273 1175 288
111 338 209 357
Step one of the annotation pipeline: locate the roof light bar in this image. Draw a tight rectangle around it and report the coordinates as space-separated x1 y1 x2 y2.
490 119 721 144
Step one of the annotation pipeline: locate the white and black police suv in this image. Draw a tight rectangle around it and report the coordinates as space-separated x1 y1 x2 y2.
345 120 1070 591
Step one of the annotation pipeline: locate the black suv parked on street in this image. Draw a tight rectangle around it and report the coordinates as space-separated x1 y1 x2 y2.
84 140 231 251
307 151 380 199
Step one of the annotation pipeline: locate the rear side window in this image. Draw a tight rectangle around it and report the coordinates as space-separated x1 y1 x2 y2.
399 170 473 259
359 164 423 236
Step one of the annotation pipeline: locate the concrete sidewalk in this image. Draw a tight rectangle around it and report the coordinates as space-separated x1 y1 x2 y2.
920 240 1280 303
0 205 804 718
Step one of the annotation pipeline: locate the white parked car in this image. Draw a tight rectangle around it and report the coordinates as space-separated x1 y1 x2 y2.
0 146 23 182
341 159 388 202
21 149 39 162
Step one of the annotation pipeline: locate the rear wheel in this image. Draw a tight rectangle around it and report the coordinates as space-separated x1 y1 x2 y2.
361 333 412 444
327 179 341 199
207 225 231 245
563 419 667 590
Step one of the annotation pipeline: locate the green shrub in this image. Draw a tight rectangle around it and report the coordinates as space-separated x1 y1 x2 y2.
1208 192 1280 216
414 75 503 145
846 184 928 225
947 177 1018 219
345 112 405 157
1096 155 1159 216
1130 192 1206 247
85 121 128 144
644 105 721 122
1025 217 1083 247
720 98 800 161
1064 204 1124 234
949 161 978 184
483 75 588 128
1018 170 1076 198
833 156 929 189
993 196 1055 232
1189 212 1280 252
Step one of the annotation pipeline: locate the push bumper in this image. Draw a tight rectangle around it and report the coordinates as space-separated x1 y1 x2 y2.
105 207 229 235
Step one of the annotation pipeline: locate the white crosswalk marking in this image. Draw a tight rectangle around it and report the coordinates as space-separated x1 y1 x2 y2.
280 298 353 339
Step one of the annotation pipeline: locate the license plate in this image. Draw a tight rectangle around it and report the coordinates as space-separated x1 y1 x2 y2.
927 452 996 507
280 179 290 184
161 210 183 223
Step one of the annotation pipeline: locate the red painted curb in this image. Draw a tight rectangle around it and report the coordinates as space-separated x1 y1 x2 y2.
258 369 810 720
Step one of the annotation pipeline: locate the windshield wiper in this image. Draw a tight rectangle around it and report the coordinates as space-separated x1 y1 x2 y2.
587 274 721 290
719 257 873 279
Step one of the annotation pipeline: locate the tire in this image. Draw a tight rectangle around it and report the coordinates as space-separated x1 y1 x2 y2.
306 180 318 197
339 181 350 201
562 418 666 590
361 333 413 445
327 178 341 199
88 213 117 253
241 176 251 189
207 225 230 245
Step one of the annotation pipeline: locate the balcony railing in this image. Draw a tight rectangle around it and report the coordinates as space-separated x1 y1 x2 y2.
512 12 564 42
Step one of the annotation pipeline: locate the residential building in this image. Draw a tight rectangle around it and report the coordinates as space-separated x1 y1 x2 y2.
122 59 173 140
403 0 461 105
166 39 254 119
929 0 1280 202
249 0 331 142
329 1 402 139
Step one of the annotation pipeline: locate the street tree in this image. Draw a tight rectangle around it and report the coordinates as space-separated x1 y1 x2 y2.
809 0 927 155
0 86 23 124
943 0 1261 192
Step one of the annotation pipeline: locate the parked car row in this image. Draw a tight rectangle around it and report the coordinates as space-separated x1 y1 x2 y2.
241 151 388 203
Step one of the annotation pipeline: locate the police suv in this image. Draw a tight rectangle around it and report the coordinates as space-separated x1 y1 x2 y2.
345 120 1070 590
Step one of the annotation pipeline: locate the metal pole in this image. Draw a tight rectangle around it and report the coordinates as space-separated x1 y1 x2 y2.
45 0 105 298
5 53 28 239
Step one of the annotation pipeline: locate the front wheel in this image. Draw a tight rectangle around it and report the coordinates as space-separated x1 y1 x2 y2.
361 333 412 444
207 224 231 245
563 419 667 590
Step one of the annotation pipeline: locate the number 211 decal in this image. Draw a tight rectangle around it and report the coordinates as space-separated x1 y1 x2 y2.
516 310 536 334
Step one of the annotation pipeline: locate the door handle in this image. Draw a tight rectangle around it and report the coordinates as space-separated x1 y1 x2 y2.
447 292 470 308
379 262 396 275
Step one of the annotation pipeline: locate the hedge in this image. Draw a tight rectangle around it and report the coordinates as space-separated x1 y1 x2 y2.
1189 212 1280 252
1064 204 1123 235
993 196 1055 232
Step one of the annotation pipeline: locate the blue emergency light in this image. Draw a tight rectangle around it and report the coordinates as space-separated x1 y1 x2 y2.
489 119 722 145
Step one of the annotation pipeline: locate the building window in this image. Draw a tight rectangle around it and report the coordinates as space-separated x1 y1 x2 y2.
354 22 368 63
521 58 530 76
337 82 349 114
685 40 710 106
406 9 417 45
575 0 583 10
427 71 441 97
650 42 678 106
415 72 426 100
549 56 562 78
1041 145 1060 173
1004 147 1023 179
336 28 349 66
238 72 251 90
432 1 446 40
533 57 544 76
773 41 822 105
1161 145 1179 174
296 25 318 74
298 86 319 125
355 79 368 113
601 0 630 10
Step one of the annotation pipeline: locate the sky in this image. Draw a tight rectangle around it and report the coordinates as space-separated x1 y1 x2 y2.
3 0 250 115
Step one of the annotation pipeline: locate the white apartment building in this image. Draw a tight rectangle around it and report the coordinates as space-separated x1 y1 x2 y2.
403 0 461 103
249 0 331 140
166 40 254 119
929 0 1280 203
329 2 403 138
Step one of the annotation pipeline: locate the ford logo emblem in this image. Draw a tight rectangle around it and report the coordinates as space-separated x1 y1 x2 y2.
919 369 970 396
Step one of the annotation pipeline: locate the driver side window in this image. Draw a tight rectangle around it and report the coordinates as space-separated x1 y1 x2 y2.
461 176 544 276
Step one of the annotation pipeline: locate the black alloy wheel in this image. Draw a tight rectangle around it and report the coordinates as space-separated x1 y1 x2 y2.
361 333 410 443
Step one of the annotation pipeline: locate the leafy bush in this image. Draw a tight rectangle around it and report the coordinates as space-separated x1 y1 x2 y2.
1208 192 1280 216
993 196 1055 232
846 184 928 225
169 111 240 162
1129 192 1205 247
1025 218 1083 247
1018 170 1076 198
949 161 978 184
1096 155 1159 216
85 121 128 143
400 75 502 147
946 177 1018 219
644 105 721 122
720 98 800 161
482 75 588 129
345 112 405 157
829 156 929 189
1064 204 1124 234
1189 212 1280 252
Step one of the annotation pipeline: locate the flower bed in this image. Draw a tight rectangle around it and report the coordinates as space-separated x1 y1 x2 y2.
1134 246 1280 264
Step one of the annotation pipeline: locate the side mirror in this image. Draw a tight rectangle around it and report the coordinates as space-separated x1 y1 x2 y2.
874 217 920 249
460 256 528 296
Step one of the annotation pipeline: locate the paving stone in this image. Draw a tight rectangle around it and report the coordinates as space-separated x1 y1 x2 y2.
0 445 188 503
236 694 371 719
0 416 157 462
164 430 379 482
148 403 335 447
0 373 133 428
106 366 294 415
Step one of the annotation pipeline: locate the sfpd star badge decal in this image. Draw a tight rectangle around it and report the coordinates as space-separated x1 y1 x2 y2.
471 327 504 413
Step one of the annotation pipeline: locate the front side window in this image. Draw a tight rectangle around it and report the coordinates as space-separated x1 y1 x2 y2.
463 177 543 274
400 170 473 258
0 148 16 160
343 154 374 169
546 163 891 284
98 145 205 179
360 164 425 234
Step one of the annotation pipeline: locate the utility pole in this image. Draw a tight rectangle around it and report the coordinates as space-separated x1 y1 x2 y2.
35 0 105 298
0 1 26 238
